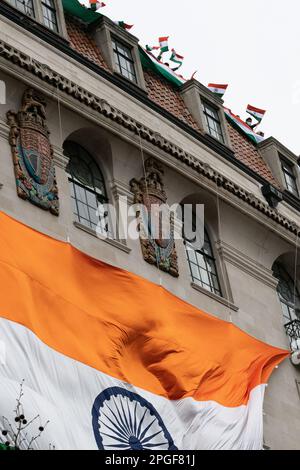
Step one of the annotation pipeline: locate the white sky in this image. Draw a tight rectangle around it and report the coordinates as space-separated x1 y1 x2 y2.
82 0 300 154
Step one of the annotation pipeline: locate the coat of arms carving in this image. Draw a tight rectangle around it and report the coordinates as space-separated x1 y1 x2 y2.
130 158 179 277
6 88 59 215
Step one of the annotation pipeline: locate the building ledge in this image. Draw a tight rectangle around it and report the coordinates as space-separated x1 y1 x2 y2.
74 221 131 254
191 282 239 312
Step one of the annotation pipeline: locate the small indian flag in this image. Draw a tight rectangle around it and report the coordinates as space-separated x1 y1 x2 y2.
159 36 169 53
89 0 106 10
115 21 134 30
170 49 184 68
208 83 228 97
246 104 266 123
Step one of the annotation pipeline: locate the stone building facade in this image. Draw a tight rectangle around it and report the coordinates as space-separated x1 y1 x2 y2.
0 0 299 450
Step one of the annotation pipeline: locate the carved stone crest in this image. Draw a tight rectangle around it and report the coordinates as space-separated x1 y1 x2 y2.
7 88 59 215
130 158 179 277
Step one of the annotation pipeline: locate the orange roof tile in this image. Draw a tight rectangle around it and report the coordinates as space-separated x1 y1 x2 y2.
227 125 278 186
66 15 110 71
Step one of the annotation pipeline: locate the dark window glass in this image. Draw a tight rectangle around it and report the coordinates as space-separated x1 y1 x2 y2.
273 262 300 324
185 226 222 297
112 39 137 84
10 0 35 17
64 142 111 236
202 102 224 143
42 0 58 32
281 159 299 197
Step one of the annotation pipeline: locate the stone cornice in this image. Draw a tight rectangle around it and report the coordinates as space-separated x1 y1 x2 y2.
258 136 298 163
0 39 300 238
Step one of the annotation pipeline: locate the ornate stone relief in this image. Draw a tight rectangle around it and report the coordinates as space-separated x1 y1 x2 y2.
130 158 179 277
7 88 59 215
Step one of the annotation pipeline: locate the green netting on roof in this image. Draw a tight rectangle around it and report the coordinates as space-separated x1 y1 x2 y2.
139 47 184 88
62 0 101 24
62 0 185 88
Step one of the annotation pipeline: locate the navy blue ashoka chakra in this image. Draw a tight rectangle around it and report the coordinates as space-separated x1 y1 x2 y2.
92 387 177 450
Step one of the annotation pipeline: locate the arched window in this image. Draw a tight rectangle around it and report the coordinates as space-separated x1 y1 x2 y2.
273 261 300 324
184 227 222 297
64 141 110 235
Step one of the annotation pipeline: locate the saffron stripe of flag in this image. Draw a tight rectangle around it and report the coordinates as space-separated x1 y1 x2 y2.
208 83 228 97
246 104 266 122
0 210 289 450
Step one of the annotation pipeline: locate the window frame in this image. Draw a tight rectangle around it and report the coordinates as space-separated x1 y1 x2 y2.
41 0 58 33
64 141 112 237
281 157 299 197
94 16 147 91
5 0 67 37
202 100 225 143
273 261 300 324
9 0 35 18
112 37 137 84
184 225 223 297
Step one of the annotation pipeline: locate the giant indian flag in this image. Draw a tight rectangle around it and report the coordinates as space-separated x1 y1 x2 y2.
0 211 288 450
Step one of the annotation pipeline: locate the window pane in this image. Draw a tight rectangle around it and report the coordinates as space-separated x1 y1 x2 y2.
64 142 111 235
12 0 35 17
42 0 58 32
273 261 300 328
112 38 137 83
186 248 197 263
282 159 299 196
74 185 87 203
86 191 98 209
202 102 224 142
191 263 200 281
185 226 222 296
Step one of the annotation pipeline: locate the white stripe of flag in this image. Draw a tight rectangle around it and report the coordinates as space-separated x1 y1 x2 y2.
208 83 228 96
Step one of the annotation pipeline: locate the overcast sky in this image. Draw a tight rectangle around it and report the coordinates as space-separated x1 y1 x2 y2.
83 0 300 154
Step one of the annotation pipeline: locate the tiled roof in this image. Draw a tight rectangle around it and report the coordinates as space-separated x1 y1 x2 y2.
64 16 279 187
66 15 110 71
227 125 278 185
144 70 200 130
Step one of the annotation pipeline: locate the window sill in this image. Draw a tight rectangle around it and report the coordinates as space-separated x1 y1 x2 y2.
191 282 239 312
73 222 131 254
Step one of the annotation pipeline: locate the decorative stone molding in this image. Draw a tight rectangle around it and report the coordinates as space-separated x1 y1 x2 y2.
216 241 278 290
6 87 59 215
109 179 133 243
110 179 134 203
0 39 300 236
130 157 179 277
52 145 69 170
